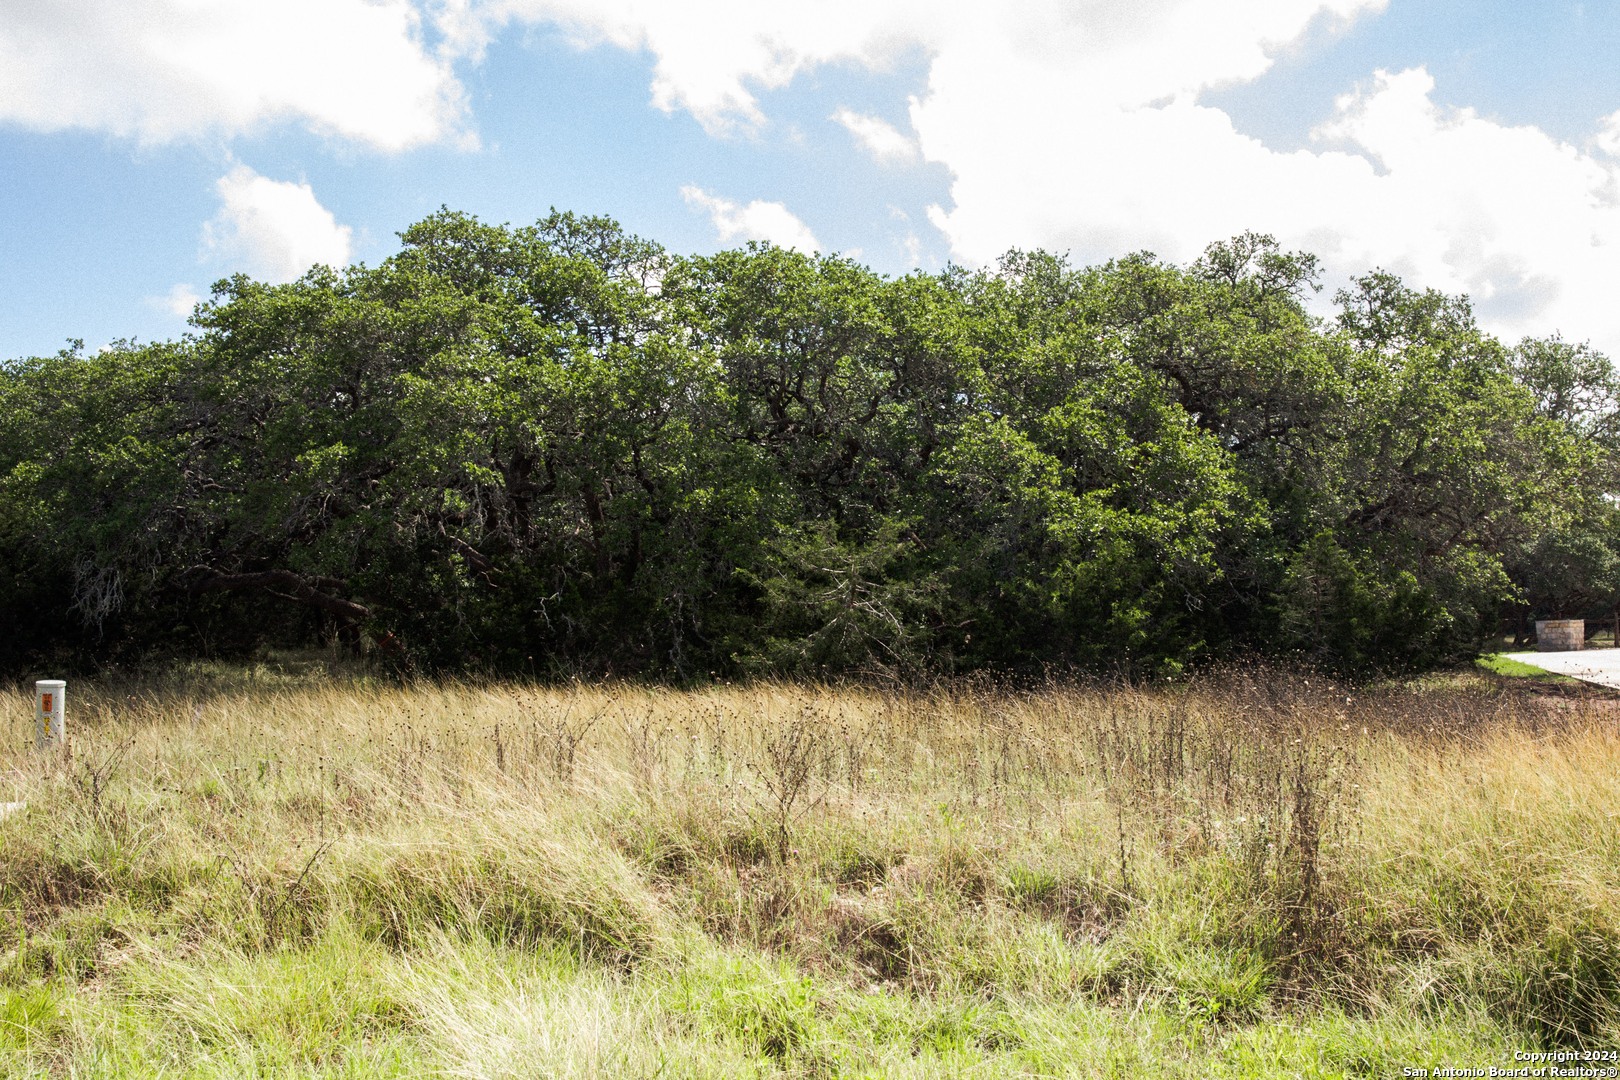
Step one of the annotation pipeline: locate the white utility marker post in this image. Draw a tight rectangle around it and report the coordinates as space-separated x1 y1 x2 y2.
35 680 64 751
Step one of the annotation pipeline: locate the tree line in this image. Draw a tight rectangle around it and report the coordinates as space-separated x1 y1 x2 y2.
3 210 1617 678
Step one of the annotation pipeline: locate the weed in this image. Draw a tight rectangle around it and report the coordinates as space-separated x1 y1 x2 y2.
754 710 829 864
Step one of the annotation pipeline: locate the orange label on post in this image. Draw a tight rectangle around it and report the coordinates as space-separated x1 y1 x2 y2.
41 694 51 713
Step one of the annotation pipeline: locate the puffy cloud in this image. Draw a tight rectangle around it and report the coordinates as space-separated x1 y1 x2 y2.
915 47 1620 346
31 0 1619 348
440 0 941 135
202 166 354 283
0 0 467 150
155 283 203 319
681 185 819 251
443 0 1376 134
833 107 919 165
1304 69 1620 334
1593 110 1620 158
449 0 1620 352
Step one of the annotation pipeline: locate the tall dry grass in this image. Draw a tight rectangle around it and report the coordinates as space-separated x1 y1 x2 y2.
0 659 1614 1075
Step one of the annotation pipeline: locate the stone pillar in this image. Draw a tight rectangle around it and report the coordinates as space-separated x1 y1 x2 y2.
1535 619 1586 652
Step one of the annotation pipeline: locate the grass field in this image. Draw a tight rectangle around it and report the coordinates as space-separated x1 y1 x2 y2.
0 659 1616 1077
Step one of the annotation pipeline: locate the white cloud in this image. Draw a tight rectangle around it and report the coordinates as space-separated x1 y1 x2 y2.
896 2 1390 267
1594 110 1620 158
155 283 203 318
445 0 1381 135
681 186 819 252
833 107 919 164
202 166 354 283
1303 69 1620 336
28 0 1617 349
913 47 1620 345
442 0 940 135
0 0 467 150
455 0 1620 351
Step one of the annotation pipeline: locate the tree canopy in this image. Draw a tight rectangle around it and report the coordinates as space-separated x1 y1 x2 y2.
3 210 1614 678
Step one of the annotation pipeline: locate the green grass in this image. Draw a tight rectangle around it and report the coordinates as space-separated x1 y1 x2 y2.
1470 650 1555 676
0 664 1615 1075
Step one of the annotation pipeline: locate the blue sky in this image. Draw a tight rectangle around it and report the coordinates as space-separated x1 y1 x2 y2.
4 0 1620 361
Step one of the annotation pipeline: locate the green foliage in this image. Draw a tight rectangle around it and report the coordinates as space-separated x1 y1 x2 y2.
0 216 1612 677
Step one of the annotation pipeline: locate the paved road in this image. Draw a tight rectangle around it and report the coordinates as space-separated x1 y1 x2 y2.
1502 647 1620 689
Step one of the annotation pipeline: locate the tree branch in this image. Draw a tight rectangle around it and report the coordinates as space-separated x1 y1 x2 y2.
181 567 372 623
